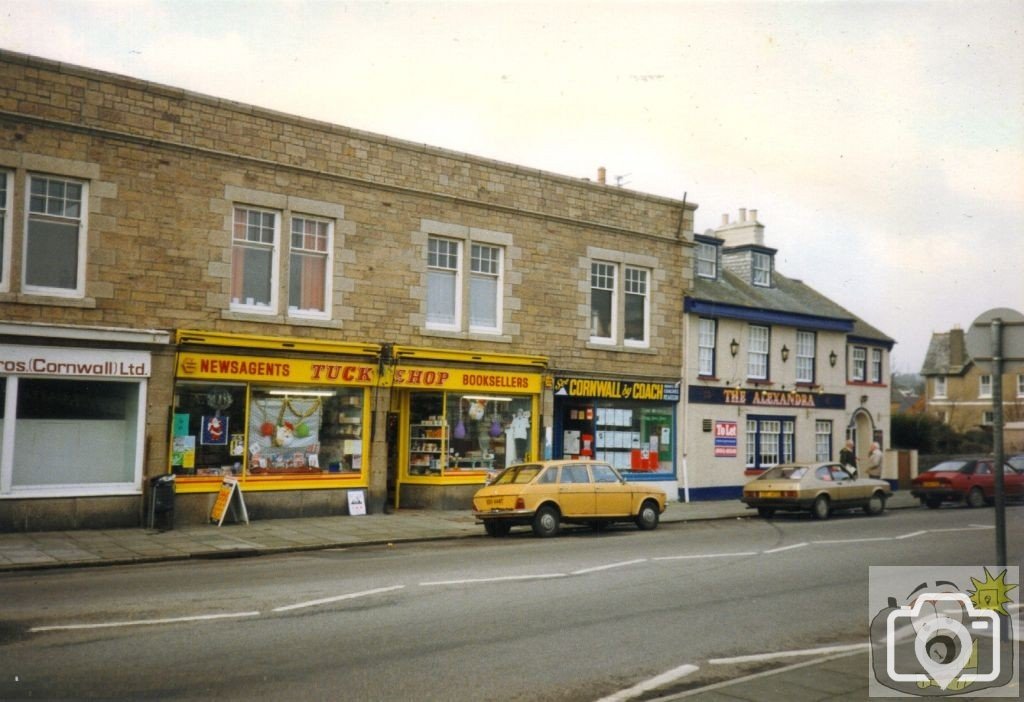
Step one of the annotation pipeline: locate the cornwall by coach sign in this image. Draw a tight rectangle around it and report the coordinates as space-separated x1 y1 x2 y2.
688 385 846 410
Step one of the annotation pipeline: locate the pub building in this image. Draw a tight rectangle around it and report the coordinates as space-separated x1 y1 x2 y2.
552 374 680 498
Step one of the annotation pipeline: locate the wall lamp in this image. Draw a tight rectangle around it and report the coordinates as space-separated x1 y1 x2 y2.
829 350 838 367
730 338 739 357
781 345 790 362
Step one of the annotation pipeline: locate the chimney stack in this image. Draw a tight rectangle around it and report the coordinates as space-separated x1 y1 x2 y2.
597 167 606 185
949 326 965 367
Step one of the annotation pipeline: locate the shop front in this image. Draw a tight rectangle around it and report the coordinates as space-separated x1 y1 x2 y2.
0 324 170 532
171 331 380 522
389 347 545 510
551 374 680 498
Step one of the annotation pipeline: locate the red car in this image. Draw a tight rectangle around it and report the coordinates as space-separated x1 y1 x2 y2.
910 458 1024 508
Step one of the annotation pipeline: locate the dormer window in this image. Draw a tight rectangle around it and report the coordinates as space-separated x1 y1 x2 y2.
752 251 771 287
696 241 718 279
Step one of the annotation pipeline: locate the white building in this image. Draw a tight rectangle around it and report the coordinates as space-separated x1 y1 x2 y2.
680 210 894 500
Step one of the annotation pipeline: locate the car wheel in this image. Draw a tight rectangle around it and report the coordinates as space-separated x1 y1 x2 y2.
484 520 511 537
532 505 560 538
757 506 775 518
635 501 660 531
924 498 942 509
966 487 986 509
811 494 831 520
864 492 886 516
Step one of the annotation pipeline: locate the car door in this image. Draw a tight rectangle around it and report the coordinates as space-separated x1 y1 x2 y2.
557 464 596 517
971 461 995 497
591 463 632 516
827 464 860 506
1005 465 1024 497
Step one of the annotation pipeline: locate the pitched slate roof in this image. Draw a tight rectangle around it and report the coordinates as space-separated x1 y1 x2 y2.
689 267 894 344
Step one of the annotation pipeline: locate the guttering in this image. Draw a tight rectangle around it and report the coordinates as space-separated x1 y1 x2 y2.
684 299 854 332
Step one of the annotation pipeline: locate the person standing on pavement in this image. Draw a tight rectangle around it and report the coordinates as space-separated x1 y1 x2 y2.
839 440 857 476
867 442 883 479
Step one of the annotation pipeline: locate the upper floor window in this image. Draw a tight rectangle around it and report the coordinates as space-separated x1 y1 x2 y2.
25 174 88 297
698 318 716 376
469 243 502 332
623 266 648 346
747 325 769 380
851 346 867 382
870 348 883 384
796 331 815 383
979 374 993 398
427 237 461 329
590 262 616 343
231 206 279 312
1017 374 1024 398
934 376 947 399
288 216 332 318
696 241 717 279
752 251 771 287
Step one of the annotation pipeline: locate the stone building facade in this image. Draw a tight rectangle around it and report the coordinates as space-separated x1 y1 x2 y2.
0 50 694 530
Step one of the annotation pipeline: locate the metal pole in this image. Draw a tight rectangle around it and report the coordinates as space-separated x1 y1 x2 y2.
991 318 1006 566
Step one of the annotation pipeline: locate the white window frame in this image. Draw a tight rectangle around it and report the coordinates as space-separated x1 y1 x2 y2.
934 376 947 399
982 410 995 426
796 331 815 384
426 236 463 331
230 205 280 314
870 348 883 384
287 214 333 320
979 374 992 399
469 242 503 333
752 251 771 287
698 318 716 377
852 346 867 382
815 420 832 462
0 170 10 292
1017 374 1024 398
23 173 89 298
747 325 769 380
590 261 617 344
623 266 649 348
696 241 717 279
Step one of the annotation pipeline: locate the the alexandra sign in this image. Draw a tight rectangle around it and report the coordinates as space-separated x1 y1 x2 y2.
688 384 846 410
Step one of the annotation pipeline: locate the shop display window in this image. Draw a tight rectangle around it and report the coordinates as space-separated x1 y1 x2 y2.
11 378 140 487
408 392 533 476
561 401 673 474
171 382 365 478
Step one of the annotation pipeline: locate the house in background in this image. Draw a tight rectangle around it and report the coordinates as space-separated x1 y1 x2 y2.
921 308 1024 451
681 209 895 499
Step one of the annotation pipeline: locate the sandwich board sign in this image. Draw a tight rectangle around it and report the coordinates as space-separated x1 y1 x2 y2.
210 478 249 526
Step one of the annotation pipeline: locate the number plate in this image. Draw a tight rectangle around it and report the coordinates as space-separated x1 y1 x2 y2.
923 481 940 488
759 491 781 498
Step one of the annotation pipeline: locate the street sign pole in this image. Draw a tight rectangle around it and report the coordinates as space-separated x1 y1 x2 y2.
991 318 1006 567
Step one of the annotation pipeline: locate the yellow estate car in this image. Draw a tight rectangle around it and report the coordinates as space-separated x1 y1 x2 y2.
472 460 667 537
741 463 892 519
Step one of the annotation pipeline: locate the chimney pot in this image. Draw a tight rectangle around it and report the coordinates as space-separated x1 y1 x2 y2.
597 167 606 185
721 214 729 226
739 208 747 222
750 209 758 222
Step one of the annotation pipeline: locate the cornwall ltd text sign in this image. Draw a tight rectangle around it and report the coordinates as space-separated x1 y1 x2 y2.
0 346 151 378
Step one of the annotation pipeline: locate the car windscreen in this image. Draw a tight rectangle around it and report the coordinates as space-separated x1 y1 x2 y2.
760 466 807 480
925 461 970 473
491 464 542 485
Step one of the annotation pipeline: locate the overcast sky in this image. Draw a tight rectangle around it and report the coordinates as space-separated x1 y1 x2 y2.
2 0 1021 372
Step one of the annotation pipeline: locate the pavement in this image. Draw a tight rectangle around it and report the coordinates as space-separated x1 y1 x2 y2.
1 490 945 700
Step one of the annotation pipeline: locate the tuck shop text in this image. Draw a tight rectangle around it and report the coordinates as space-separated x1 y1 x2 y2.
391 369 530 389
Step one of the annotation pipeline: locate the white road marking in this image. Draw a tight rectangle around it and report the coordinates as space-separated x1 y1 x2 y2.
653 551 758 561
271 585 405 613
30 611 261 633
894 530 927 539
420 573 567 586
708 641 869 664
593 663 700 702
762 542 808 554
572 558 647 575
813 536 893 544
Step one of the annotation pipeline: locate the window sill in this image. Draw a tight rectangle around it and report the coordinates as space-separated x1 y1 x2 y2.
585 342 658 355
2 292 97 309
746 379 774 387
421 328 513 344
846 380 888 388
222 309 286 323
